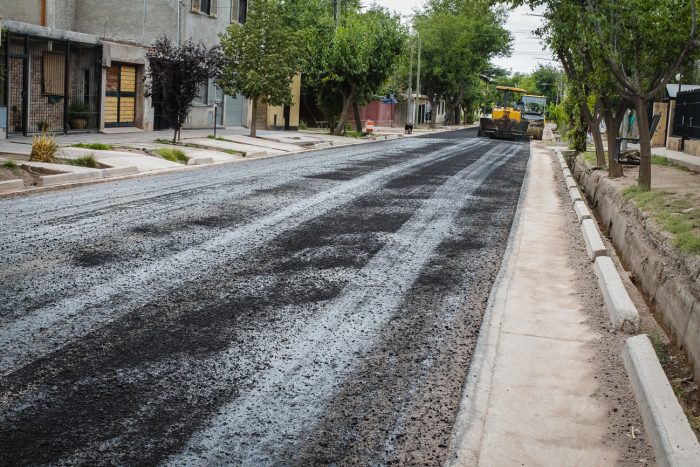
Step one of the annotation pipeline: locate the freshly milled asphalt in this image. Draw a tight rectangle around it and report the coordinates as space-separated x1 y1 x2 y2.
0 128 529 466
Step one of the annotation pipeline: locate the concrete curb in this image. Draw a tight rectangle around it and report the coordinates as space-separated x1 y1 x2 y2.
573 200 592 223
581 218 608 260
187 157 214 166
101 166 139 178
39 171 102 187
594 256 640 331
554 148 639 332
569 186 584 203
624 335 700 466
0 179 25 193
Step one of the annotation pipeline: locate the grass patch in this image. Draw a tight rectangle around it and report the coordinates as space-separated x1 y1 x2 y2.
649 332 670 365
345 131 368 138
2 159 18 170
583 151 607 169
208 135 236 143
154 138 181 145
71 143 113 151
622 186 700 254
223 149 244 157
651 154 690 171
65 154 98 168
157 148 189 164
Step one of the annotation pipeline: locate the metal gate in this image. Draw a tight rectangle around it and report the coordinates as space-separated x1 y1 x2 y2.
4 32 101 136
673 89 700 140
225 94 246 126
7 56 25 135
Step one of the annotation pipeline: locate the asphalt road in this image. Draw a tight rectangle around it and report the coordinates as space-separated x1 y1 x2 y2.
0 128 529 466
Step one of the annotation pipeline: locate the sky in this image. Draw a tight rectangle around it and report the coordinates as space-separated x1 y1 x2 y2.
373 1 557 74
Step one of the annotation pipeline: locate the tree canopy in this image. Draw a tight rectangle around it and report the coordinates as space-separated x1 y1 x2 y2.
145 37 222 143
219 0 301 137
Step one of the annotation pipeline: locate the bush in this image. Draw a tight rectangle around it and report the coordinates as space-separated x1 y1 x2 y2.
157 148 189 163
30 133 60 162
299 120 307 130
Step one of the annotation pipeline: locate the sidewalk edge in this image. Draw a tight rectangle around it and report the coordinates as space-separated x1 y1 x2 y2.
445 140 534 465
624 334 700 467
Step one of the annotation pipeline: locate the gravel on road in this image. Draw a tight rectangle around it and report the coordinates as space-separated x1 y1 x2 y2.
0 129 529 465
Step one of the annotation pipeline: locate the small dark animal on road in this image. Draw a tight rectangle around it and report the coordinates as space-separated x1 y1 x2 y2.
405 123 414 134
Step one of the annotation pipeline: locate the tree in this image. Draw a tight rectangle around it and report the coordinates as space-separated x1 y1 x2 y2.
219 0 301 137
510 0 700 188
145 37 222 143
414 0 511 127
320 7 406 135
584 0 699 189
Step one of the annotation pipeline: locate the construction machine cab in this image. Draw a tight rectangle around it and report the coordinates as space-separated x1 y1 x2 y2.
479 86 530 140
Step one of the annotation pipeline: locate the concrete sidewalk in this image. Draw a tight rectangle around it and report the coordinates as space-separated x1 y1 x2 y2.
448 144 641 466
628 143 700 173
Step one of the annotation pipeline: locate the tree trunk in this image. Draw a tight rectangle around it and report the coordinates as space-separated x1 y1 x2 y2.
353 101 362 132
429 97 437 129
600 98 627 178
581 101 605 165
334 89 355 136
444 105 454 127
250 99 258 138
634 97 652 190
173 125 179 144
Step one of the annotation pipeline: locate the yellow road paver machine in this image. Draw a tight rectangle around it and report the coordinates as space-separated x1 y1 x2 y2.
478 86 531 140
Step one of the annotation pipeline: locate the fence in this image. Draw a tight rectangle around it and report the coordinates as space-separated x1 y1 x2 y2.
3 31 101 136
673 88 700 140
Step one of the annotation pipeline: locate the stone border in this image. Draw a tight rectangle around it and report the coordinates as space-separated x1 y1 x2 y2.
556 149 640 332
624 335 700 467
571 156 700 384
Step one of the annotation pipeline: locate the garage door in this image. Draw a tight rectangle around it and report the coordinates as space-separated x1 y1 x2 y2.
225 95 246 127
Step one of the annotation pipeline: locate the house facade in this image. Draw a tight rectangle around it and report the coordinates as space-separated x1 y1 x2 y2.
0 0 299 138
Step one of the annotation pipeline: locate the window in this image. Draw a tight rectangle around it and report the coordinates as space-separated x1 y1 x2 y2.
238 0 247 23
192 0 216 16
43 52 65 96
194 81 209 105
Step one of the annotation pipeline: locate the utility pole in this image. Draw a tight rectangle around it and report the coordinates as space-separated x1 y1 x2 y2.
407 45 414 124
333 0 339 27
414 38 421 126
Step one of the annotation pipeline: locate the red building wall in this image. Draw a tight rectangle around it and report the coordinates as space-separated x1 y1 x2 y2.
359 100 397 127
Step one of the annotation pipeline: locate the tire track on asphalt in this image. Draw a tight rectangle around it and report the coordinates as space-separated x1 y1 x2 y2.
0 139 452 312
0 138 438 225
167 142 523 466
0 138 488 378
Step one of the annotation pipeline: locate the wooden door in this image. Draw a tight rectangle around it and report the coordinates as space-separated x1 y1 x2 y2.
105 64 136 127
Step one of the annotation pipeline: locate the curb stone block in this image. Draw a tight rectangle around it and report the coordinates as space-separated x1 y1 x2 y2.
569 186 584 203
573 201 592 223
562 167 572 178
581 218 608 260
565 176 578 190
314 142 332 149
101 166 139 178
39 171 101 187
594 256 640 331
0 179 25 193
187 157 214 166
624 335 700 467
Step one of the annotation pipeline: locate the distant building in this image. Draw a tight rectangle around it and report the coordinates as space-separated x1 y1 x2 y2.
0 0 299 138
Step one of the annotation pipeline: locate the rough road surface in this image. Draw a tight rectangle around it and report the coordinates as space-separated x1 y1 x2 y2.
0 129 529 465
